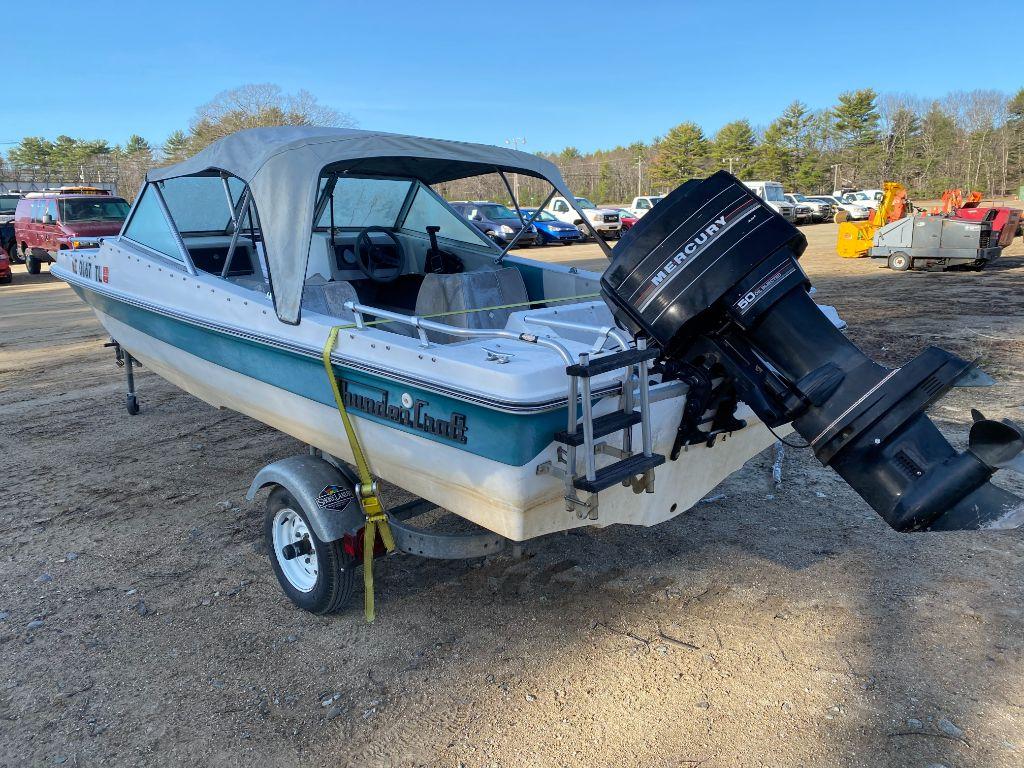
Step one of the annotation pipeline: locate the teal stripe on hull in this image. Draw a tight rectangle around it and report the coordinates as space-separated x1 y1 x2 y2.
75 284 565 466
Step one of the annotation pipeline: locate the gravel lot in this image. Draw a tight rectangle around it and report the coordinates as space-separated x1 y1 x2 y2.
1 221 1022 767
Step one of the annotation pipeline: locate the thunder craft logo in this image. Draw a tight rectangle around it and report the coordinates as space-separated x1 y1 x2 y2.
340 381 469 444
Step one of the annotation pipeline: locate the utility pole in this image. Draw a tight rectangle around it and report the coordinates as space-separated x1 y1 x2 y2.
505 137 526 203
831 164 840 193
636 152 644 196
725 157 741 175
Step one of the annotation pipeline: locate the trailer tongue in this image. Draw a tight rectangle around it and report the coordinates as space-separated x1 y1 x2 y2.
601 171 1024 532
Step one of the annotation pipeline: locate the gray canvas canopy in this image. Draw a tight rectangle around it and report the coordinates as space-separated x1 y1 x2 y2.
148 127 575 324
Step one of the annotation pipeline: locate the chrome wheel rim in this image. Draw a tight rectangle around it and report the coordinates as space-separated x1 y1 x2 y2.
273 507 318 592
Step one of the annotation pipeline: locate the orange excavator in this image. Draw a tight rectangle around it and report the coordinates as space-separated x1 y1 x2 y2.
836 182 909 258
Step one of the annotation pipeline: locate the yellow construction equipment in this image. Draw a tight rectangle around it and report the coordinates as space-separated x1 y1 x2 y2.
836 182 908 258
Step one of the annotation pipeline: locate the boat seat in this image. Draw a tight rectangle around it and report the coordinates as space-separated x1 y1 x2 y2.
414 267 529 342
301 277 358 321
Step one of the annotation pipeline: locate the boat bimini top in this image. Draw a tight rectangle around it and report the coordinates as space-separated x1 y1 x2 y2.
147 126 597 325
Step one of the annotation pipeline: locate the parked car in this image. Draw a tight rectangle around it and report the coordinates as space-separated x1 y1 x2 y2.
627 195 663 218
609 208 639 230
785 193 833 223
448 201 538 246
544 196 621 239
743 181 797 223
808 195 871 221
0 244 11 284
517 208 582 245
842 189 884 208
0 192 20 264
784 196 813 224
14 189 130 274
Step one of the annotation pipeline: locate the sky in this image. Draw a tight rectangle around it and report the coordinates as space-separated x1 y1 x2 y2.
3 1 1021 155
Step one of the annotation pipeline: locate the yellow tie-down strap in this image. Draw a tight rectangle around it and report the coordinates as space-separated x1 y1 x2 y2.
320 291 601 620
322 326 395 622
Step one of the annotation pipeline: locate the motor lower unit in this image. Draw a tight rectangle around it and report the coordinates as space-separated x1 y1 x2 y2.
601 171 1024 532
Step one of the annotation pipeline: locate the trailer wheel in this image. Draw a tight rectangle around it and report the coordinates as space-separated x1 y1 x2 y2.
887 252 911 272
264 486 355 614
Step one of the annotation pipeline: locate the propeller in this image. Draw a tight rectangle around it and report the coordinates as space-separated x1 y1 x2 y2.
968 410 1024 474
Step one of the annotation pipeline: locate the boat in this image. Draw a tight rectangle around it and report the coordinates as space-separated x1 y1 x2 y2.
52 127 1022 614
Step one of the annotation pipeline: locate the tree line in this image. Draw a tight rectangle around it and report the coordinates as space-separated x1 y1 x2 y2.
4 84 1023 205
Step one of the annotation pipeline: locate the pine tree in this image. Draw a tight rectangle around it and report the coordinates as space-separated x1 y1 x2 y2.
832 89 882 185
162 130 191 163
753 121 794 184
776 101 813 151
711 120 756 176
1007 89 1024 190
124 134 153 156
649 122 708 188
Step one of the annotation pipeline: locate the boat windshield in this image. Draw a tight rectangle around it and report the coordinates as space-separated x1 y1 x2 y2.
315 176 493 247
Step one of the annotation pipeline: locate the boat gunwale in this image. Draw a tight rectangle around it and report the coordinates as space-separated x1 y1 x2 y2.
55 265 657 415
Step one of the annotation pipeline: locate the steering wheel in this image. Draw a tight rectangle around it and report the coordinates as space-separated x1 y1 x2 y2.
354 226 404 283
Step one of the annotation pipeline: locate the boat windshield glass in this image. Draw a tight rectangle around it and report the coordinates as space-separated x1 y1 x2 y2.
315 176 493 247
160 175 246 234
402 185 494 246
316 177 412 229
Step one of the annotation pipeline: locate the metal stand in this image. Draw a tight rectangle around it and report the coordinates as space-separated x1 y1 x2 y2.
105 340 140 415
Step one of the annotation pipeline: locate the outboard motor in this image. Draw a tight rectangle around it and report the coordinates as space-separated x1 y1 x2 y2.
602 172 1024 532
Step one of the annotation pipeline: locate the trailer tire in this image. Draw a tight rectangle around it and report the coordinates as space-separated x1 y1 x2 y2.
25 253 41 275
887 252 911 272
265 486 355 614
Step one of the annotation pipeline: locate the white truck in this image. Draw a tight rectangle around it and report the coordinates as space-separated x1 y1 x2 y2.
545 195 622 240
743 181 797 223
627 195 664 218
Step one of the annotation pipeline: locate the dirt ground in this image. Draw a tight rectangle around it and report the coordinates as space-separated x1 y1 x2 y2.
1 221 1022 768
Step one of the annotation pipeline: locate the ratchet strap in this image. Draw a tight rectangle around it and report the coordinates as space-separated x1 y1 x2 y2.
322 326 395 623
318 291 601 620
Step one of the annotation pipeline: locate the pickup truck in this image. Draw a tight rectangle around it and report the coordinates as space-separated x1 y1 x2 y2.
742 181 797 223
545 196 621 240
626 195 663 218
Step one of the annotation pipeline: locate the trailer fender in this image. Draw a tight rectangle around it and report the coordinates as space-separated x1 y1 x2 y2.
246 455 362 543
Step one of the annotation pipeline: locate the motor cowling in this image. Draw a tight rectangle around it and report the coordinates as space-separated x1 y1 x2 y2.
601 172 1023 532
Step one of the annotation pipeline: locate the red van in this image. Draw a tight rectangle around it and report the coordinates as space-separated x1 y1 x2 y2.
14 188 130 274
